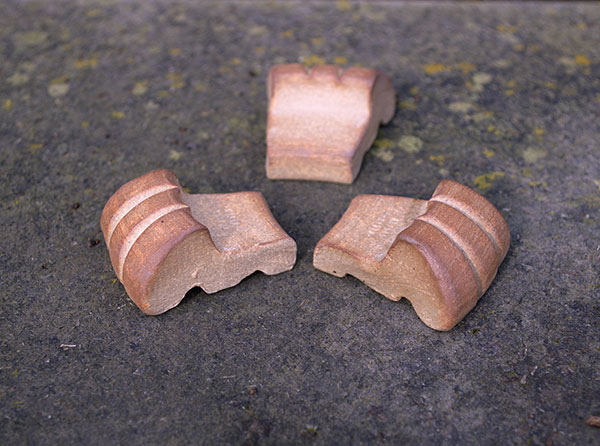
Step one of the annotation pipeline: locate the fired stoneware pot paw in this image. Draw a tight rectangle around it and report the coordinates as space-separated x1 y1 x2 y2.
313 180 510 331
266 63 396 184
101 169 297 315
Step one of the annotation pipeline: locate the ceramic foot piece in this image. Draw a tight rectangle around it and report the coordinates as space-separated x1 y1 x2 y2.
313 180 510 331
266 63 396 184
101 169 297 315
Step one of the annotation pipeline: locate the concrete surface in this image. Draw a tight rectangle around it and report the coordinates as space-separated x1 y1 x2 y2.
1 1 599 444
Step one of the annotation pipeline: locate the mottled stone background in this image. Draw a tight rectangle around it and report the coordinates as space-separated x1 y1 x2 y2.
1 1 599 444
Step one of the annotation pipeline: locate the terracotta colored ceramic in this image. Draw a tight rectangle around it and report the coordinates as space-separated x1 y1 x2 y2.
266 63 396 184
101 170 297 315
313 180 510 331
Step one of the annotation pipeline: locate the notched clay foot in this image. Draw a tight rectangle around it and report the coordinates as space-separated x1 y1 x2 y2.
313 180 510 331
266 63 396 184
101 169 297 315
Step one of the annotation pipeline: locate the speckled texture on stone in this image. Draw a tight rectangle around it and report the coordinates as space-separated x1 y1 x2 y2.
0 1 599 445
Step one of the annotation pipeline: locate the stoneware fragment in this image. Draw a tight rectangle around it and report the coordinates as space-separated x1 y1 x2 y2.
101 169 297 315
313 180 510 331
266 63 396 184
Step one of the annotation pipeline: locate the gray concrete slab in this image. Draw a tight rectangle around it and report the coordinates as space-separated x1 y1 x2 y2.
0 1 599 444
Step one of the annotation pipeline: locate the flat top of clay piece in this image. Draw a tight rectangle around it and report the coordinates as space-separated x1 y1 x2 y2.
318 195 427 263
268 65 375 158
184 192 291 253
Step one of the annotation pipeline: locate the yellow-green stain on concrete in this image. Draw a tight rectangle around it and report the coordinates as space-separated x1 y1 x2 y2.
473 72 492 85
372 138 395 161
474 172 505 191
111 111 124 119
424 63 449 75
13 31 48 47
574 55 590 66
492 59 512 69
522 147 547 163
400 100 417 110
74 58 98 69
86 8 102 17
374 138 394 150
132 81 149 96
48 83 69 97
48 75 70 97
429 155 445 166
529 180 547 188
472 111 493 123
166 73 184 88
194 81 208 92
496 24 517 33
336 0 352 11
470 72 492 94
398 135 423 154
8 72 29 86
456 62 476 74
7 63 34 86
249 25 267 36
372 147 394 162
449 102 474 113
2 99 13 111
303 55 326 67
169 150 182 161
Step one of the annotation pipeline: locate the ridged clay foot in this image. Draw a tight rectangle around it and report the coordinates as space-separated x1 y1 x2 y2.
313 180 510 331
266 63 396 184
100 169 297 315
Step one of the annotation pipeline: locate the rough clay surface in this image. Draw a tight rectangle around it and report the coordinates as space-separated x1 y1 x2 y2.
0 1 599 445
